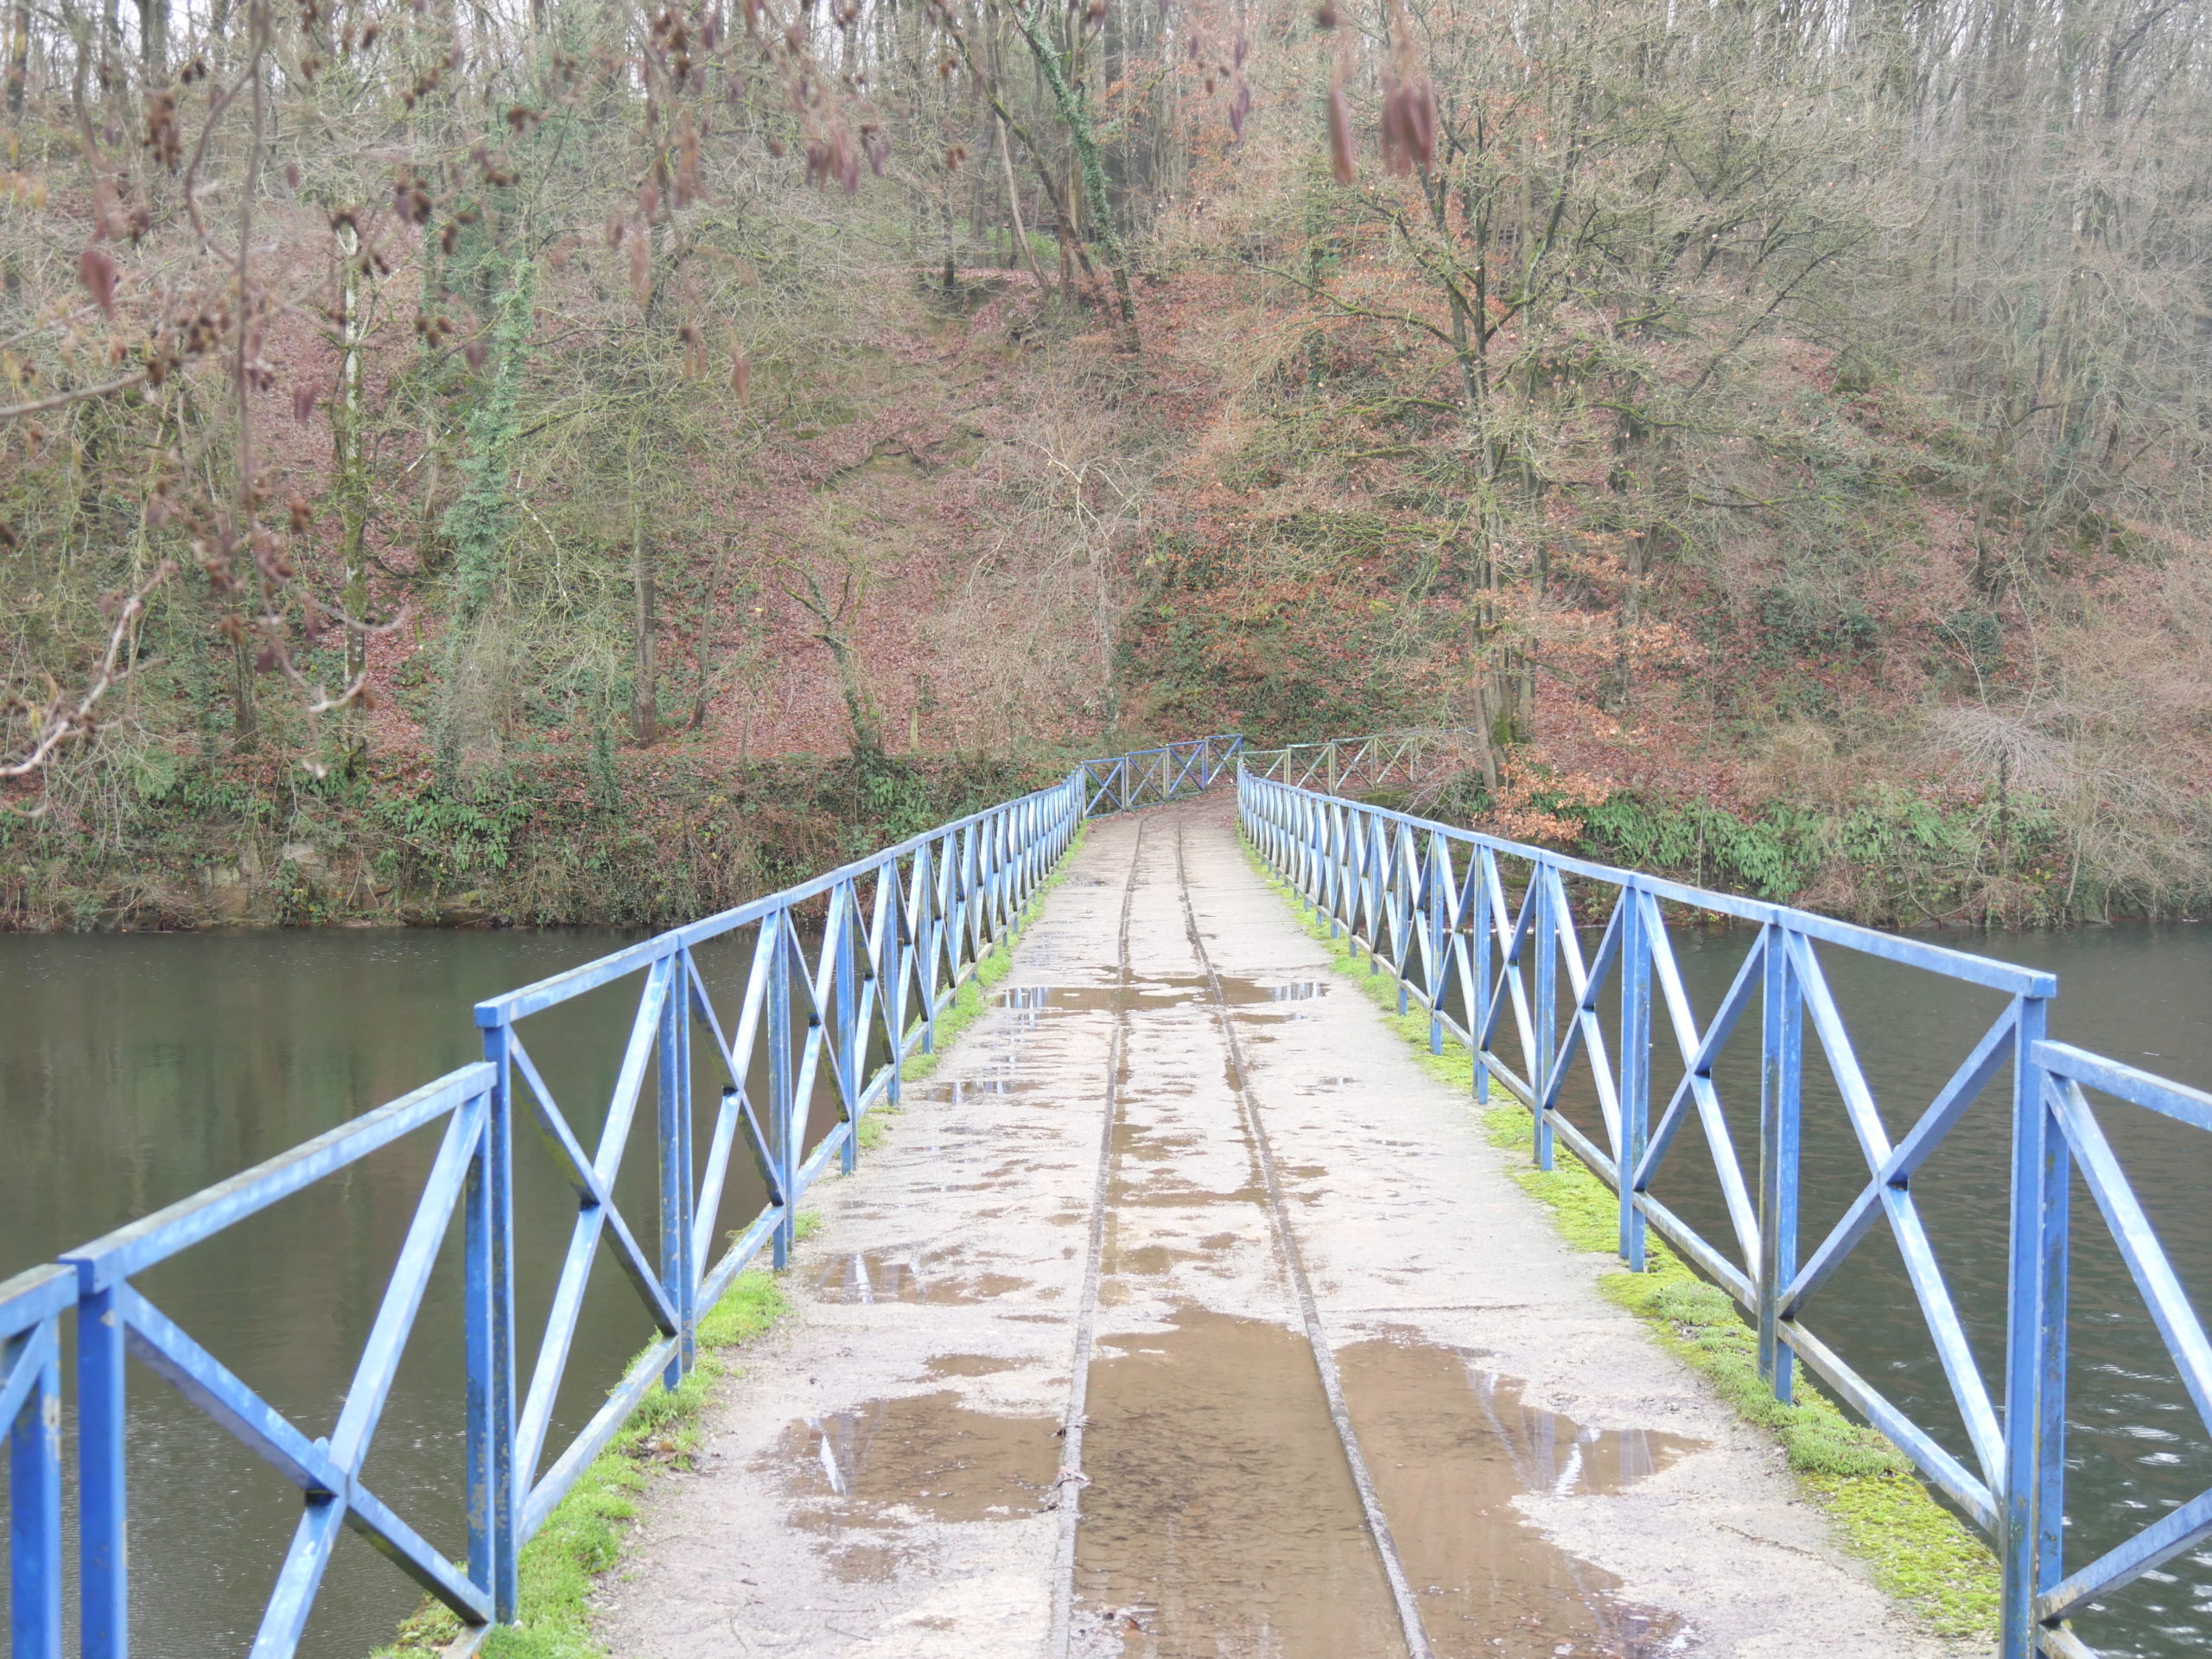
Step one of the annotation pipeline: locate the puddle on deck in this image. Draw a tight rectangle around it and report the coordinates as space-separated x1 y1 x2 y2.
810 1246 1033 1304
1339 1337 1697 1656
999 976 1330 1014
1075 1311 1696 1658
768 1390 1060 1573
925 1352 1024 1377
1075 1308 1405 1656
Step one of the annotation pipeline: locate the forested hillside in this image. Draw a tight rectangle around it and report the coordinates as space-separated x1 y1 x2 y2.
2 0 2208 926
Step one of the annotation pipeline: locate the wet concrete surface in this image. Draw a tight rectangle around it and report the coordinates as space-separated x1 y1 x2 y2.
1075 1307 1406 1656
1000 976 1330 1014
810 1246 1036 1305
598 798 1970 1659
1338 1338 1696 1657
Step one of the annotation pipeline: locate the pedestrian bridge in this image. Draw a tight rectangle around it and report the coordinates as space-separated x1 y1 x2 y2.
3 734 2208 1659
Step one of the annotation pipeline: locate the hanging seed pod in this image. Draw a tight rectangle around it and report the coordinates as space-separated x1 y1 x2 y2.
1378 0 1438 175
79 245 118 318
1327 80 1356 183
675 122 702 206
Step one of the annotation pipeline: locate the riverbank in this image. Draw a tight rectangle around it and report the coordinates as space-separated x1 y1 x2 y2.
11 754 2196 938
0 745 1073 932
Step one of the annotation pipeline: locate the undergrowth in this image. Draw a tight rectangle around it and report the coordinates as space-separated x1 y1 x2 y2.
1242 842 2001 1643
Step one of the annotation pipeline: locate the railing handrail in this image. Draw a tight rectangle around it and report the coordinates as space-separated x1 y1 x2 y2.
1238 766 2212 1659
59 1065 499 1290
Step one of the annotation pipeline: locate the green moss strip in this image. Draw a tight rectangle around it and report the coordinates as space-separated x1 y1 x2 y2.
378 823 1089 1656
374 1269 791 1659
1242 844 2000 1642
874 821 1087 1104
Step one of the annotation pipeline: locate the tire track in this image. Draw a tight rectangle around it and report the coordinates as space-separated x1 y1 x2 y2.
1047 815 1148 1659
1173 817 1437 1659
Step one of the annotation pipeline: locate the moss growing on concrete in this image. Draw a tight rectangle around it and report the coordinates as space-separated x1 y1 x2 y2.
1243 844 2000 1643
891 821 1087 1092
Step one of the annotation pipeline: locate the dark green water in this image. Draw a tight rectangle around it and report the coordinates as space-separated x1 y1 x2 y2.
1 922 2209 1656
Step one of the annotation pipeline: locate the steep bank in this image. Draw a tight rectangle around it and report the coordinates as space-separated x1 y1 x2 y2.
0 745 1071 931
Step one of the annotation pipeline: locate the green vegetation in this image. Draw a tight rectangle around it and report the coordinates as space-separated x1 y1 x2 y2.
1567 787 2070 927
1244 844 2001 1641
375 1271 791 1659
1 748 1076 931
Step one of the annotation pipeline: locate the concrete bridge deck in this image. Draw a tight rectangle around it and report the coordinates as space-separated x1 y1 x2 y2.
596 798 1952 1659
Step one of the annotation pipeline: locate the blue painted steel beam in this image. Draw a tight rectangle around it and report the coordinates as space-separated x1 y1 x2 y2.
61 1065 496 1290
2 1266 69 1659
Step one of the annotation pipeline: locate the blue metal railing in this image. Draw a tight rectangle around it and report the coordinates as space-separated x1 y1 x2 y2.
1080 733 1243 816
1240 766 2212 1659
0 734 1238 1659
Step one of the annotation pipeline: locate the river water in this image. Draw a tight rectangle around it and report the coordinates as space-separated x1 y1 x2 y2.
0 921 2209 1656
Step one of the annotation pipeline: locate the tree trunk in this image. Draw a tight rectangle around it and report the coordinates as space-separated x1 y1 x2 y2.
334 225 369 690
5 3 25 115
136 0 166 79
232 634 259 751
688 536 729 731
998 114 1052 299
632 518 657 747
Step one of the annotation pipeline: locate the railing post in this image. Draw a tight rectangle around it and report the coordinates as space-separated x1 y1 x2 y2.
1532 868 1556 1172
659 948 695 1382
1472 850 1492 1105
470 1018 520 1621
1426 838 1446 1054
75 1277 126 1659
768 914 797 1269
1353 814 1371 973
1323 805 1341 938
6 1268 68 1659
1395 830 1413 1012
1758 925 1802 1402
1619 886 1650 1271
836 887 861 1175
2001 997 2064 1659
887 864 911 1104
